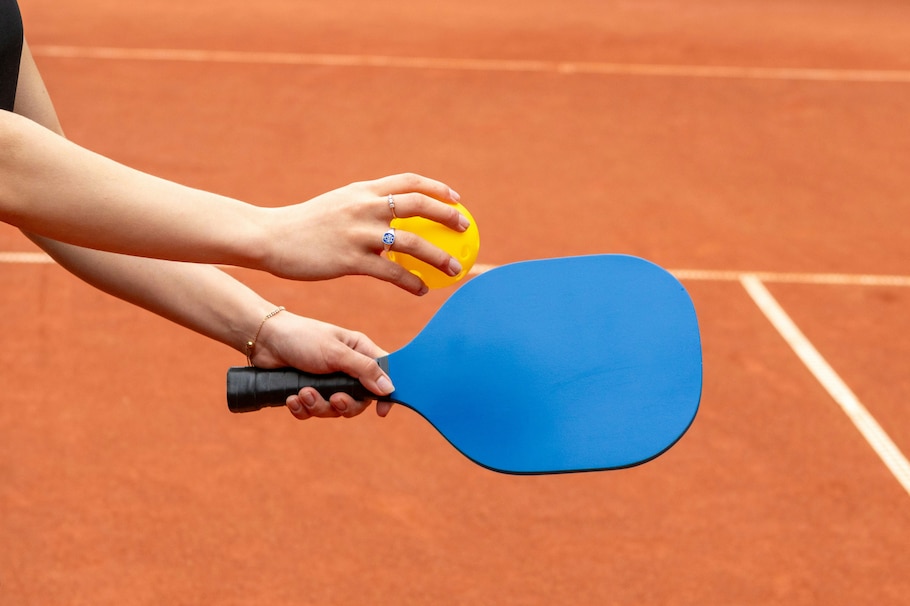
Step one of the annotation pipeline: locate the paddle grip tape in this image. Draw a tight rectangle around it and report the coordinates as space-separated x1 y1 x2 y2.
226 358 390 413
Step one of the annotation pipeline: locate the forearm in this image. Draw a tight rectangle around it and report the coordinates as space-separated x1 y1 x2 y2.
1 110 269 268
8 40 467 294
27 233 276 354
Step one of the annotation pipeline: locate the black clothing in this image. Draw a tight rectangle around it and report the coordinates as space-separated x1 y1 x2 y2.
0 0 23 111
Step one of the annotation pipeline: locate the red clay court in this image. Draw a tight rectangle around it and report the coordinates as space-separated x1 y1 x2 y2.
2 1 909 604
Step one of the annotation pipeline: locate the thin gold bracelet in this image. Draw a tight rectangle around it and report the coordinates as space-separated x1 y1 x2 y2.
245 306 285 366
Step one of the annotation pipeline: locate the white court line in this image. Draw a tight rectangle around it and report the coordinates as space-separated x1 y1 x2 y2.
741 274 910 498
473 264 910 287
4 251 908 492
672 268 910 287
4 255 910 288
0 252 53 264
31 45 910 84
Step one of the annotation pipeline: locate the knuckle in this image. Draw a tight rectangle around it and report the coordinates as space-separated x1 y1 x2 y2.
323 344 348 369
384 260 411 282
348 329 370 346
445 204 462 224
399 172 422 190
391 229 413 249
396 192 422 214
384 259 423 292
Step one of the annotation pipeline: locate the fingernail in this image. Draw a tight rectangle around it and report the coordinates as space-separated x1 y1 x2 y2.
333 399 347 413
377 375 395 395
417 285 429 296
457 214 471 232
447 258 462 276
288 398 303 414
302 391 317 409
449 188 461 202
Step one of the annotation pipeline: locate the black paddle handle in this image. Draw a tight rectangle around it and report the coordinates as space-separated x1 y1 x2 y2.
226 359 390 413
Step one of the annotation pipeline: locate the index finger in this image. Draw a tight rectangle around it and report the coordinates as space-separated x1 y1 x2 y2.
329 336 395 397
369 172 461 204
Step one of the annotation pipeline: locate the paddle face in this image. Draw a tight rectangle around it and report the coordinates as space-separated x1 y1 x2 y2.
226 254 702 474
383 254 702 474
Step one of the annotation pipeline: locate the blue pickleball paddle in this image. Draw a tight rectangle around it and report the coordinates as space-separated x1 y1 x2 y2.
227 255 702 474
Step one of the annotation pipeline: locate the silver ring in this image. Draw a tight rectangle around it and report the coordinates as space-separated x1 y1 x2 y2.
387 194 398 219
382 228 396 253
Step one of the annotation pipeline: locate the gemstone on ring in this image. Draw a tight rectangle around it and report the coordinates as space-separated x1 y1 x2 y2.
388 194 398 218
382 228 396 252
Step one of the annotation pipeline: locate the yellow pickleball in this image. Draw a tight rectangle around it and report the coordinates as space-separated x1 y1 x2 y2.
388 202 480 289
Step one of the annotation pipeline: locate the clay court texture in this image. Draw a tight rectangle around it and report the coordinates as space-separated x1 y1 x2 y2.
2 1 909 604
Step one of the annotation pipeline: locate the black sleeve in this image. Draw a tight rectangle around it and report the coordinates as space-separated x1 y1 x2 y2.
0 0 24 111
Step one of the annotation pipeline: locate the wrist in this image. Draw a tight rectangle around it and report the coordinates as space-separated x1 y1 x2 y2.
243 306 285 366
223 204 273 272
